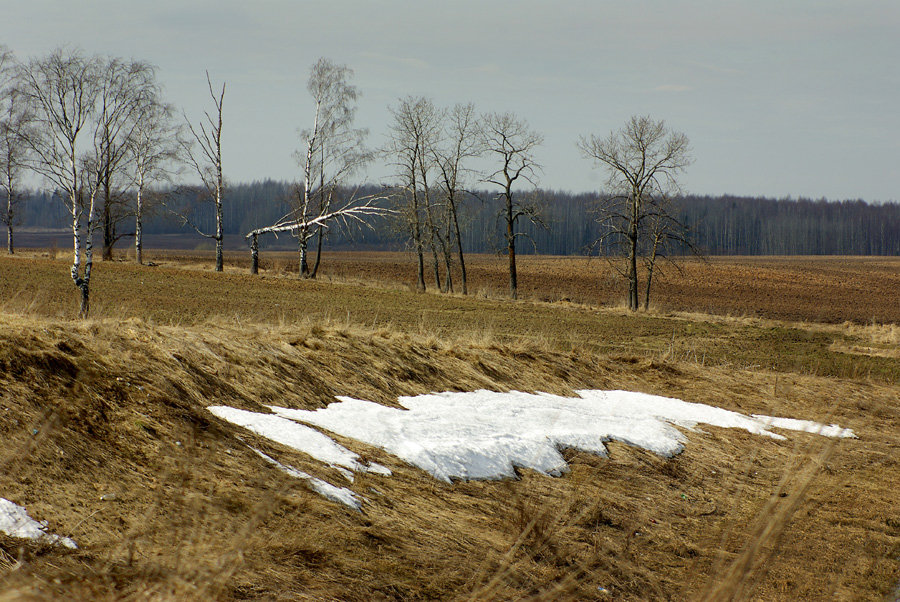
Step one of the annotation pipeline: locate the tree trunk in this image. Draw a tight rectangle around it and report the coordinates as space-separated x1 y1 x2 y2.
309 225 324 279
102 194 114 261
135 187 143 265
411 189 426 292
643 238 660 311
506 195 517 300
298 226 310 278
627 233 638 311
449 197 467 295
6 189 13 255
250 233 259 275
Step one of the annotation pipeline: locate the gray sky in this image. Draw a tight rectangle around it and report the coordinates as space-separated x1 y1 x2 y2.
5 0 899 200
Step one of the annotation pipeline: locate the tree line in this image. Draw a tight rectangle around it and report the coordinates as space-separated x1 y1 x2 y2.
15 185 900 257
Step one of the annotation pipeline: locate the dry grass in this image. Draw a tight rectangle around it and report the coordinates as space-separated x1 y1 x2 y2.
0 253 898 600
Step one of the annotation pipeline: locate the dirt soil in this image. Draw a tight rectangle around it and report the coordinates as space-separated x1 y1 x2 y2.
131 250 900 325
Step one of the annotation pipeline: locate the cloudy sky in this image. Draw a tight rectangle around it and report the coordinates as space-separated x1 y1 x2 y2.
5 1 899 200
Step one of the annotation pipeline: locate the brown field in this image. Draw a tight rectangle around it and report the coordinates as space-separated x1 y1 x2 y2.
79 248 900 324
0 250 898 600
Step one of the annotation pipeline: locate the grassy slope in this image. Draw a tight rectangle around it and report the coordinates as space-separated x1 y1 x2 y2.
0 254 898 600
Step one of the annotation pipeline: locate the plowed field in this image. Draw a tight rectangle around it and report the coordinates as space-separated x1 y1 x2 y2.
149 251 898 324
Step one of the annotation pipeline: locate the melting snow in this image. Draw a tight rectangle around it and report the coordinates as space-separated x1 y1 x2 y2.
250 448 363 511
751 415 856 438
208 405 390 476
0 498 77 549
210 389 857 502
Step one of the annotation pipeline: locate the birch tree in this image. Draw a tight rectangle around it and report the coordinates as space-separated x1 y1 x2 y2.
293 58 371 278
181 72 226 272
0 46 33 255
20 48 103 316
482 111 543 300
578 115 693 311
247 59 388 274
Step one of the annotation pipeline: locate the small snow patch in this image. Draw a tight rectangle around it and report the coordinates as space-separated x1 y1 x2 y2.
250 448 363 511
208 405 389 475
751 415 856 438
0 498 76 549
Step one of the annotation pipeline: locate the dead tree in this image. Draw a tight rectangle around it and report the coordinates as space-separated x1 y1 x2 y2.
246 195 393 274
578 115 693 311
181 72 226 272
20 48 103 316
482 111 543 300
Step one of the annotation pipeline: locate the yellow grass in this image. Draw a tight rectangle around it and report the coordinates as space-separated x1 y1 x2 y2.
0 253 898 600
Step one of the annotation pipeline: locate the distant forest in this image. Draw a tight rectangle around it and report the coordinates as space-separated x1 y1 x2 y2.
15 182 900 256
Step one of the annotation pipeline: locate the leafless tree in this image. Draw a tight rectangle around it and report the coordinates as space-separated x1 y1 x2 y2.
0 46 34 255
20 48 103 316
95 58 158 261
578 115 693 311
482 111 543 300
385 96 444 292
432 102 482 295
293 58 372 278
181 72 226 272
129 96 180 265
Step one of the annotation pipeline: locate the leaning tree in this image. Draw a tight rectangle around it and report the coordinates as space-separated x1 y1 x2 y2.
293 57 371 278
246 59 389 275
578 115 693 311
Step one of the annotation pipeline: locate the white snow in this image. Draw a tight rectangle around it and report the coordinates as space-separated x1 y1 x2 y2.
0 498 77 549
751 415 856 438
208 405 390 476
210 389 857 486
249 448 363 511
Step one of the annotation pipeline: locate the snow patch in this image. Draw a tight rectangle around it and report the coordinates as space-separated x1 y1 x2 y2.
208 405 390 475
250 448 363 511
751 415 856 438
210 390 856 484
0 498 77 549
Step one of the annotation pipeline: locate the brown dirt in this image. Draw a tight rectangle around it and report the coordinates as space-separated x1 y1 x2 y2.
116 250 899 324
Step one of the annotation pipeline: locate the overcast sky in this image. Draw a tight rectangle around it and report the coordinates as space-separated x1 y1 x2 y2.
5 0 899 200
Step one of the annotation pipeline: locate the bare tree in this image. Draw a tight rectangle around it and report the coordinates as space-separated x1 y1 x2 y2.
385 96 443 292
293 58 371 278
129 96 179 265
181 72 226 272
0 46 33 255
578 115 693 311
20 48 103 316
95 58 157 261
433 102 482 295
482 111 543 300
